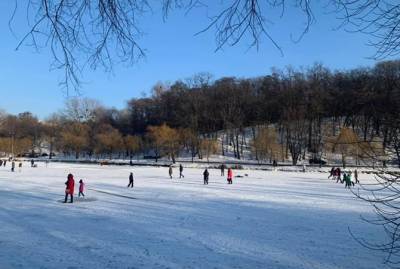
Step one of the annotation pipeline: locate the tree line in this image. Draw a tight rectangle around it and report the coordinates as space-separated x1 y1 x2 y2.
1 60 399 165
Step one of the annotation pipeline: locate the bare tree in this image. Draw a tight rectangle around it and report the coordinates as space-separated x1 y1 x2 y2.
10 1 400 89
351 171 400 267
331 0 400 59
63 97 102 122
12 0 149 89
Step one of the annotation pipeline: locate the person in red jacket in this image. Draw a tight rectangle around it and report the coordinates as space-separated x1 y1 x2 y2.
64 173 75 203
78 179 85 197
227 168 233 184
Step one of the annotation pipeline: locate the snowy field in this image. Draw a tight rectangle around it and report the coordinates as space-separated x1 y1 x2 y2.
0 163 389 269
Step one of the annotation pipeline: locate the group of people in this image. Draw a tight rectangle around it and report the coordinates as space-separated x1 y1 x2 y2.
64 163 237 204
1 159 23 172
168 164 186 179
204 165 233 184
166 164 234 185
126 164 234 189
64 173 85 203
328 167 359 188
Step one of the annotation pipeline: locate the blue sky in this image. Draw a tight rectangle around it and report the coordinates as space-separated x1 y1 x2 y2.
0 1 390 119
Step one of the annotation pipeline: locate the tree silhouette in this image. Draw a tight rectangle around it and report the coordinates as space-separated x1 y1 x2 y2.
9 0 400 89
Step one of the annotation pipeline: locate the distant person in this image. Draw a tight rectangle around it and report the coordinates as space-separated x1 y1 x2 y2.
227 168 233 184
335 168 342 183
31 159 34 167
220 164 225 176
302 164 306 173
127 172 134 188
344 173 353 188
354 169 359 184
3 160 6 167
78 179 85 197
328 167 335 179
18 162 22 172
11 161 15 172
0 160 3 166
342 172 347 186
203 169 209 185
349 171 355 187
169 165 173 179
273 160 279 171
64 173 75 203
179 164 184 178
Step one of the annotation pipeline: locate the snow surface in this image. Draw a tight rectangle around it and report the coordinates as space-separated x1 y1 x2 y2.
0 163 389 269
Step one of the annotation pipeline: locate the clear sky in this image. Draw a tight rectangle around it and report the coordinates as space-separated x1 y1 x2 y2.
0 1 391 119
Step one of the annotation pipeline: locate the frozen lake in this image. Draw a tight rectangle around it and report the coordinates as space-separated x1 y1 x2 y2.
0 163 388 268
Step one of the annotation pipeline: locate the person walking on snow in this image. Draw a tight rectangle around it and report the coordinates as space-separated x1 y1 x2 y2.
169 165 173 179
344 173 353 188
354 169 359 184
220 164 225 176
328 167 335 179
127 172 134 188
348 171 355 187
11 161 15 172
64 173 75 203
335 168 342 183
203 168 209 185
227 168 233 184
78 179 85 197
179 164 184 178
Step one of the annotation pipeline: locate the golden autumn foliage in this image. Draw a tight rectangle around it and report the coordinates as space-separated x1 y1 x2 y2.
325 127 386 166
0 137 32 156
252 127 284 163
124 135 142 158
199 138 218 162
14 138 33 156
95 125 124 158
61 122 90 158
147 123 180 162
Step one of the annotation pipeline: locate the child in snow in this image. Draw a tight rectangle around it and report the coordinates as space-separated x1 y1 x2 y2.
127 172 134 188
203 169 209 185
169 165 173 179
78 179 85 197
227 168 233 184
64 173 75 203
11 161 15 172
